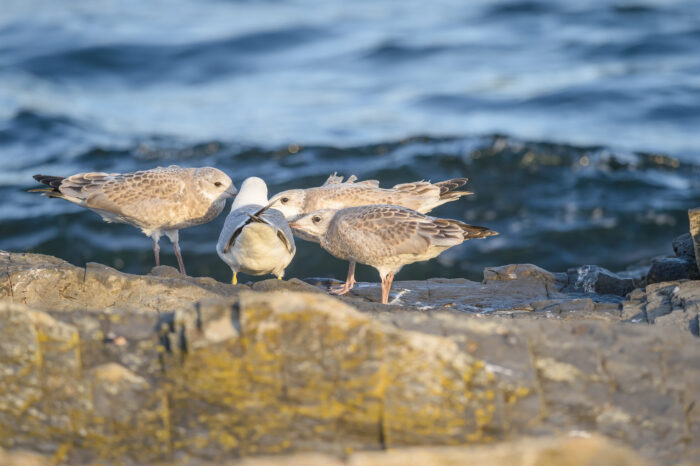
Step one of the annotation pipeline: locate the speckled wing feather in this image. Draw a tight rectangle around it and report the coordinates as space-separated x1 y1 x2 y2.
353 178 380 187
47 166 187 219
87 169 187 219
304 184 394 211
305 177 468 214
322 173 347 185
328 205 497 262
434 178 468 196
392 181 441 197
331 206 435 258
321 173 377 187
322 173 359 185
392 178 471 199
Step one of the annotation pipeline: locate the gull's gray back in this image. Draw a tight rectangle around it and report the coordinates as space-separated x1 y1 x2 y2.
217 204 261 254
218 204 295 255
260 207 296 255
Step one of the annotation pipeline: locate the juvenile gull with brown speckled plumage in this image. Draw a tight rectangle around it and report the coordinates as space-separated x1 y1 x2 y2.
290 204 498 304
270 173 473 294
271 173 472 219
31 165 237 274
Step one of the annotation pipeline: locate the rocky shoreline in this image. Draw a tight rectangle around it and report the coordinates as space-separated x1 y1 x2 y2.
0 220 699 465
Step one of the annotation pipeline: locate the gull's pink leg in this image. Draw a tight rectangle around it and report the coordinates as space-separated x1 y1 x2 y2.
330 261 356 295
153 239 160 267
173 240 186 275
381 271 394 304
165 230 186 275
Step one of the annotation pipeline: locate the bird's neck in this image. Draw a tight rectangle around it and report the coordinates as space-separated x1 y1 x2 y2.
232 191 267 209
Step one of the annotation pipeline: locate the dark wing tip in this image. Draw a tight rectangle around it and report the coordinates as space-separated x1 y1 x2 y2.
459 223 498 239
436 178 469 195
33 174 65 188
276 228 295 254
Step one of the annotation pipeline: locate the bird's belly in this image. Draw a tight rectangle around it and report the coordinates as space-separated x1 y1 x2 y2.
89 208 130 225
122 199 224 231
230 223 292 275
325 238 450 270
388 246 451 267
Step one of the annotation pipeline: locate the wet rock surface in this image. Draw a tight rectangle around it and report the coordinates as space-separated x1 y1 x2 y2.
564 265 636 296
0 251 699 465
648 257 699 283
672 233 696 263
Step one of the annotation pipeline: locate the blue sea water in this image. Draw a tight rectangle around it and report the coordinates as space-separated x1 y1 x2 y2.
0 0 699 282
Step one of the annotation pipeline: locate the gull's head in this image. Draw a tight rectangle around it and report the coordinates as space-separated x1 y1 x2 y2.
289 209 336 240
196 167 237 200
232 176 268 209
268 189 306 220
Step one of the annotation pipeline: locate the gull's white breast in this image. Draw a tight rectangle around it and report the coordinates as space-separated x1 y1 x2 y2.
223 222 293 276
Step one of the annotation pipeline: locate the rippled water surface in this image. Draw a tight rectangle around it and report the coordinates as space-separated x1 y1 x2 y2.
1 0 699 282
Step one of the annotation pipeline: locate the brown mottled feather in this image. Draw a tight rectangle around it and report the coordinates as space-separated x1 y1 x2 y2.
31 166 231 232
435 178 468 196
33 174 66 189
302 177 471 214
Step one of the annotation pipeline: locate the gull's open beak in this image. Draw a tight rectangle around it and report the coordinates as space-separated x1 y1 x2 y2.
288 221 299 229
226 185 238 199
263 199 278 211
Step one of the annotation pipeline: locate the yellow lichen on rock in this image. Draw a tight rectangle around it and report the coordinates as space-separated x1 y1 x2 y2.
535 357 585 383
166 291 499 457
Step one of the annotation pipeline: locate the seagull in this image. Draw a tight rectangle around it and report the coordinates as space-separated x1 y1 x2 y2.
216 177 295 284
270 174 473 294
289 205 497 304
31 165 236 275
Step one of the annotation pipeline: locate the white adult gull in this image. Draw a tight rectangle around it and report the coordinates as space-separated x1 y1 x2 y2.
216 177 295 284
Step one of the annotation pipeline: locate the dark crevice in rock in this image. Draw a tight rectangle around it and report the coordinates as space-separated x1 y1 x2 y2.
378 404 387 451
230 301 241 334
156 311 177 357
195 302 203 331
5 253 14 302
689 315 699 337
178 325 188 360
6 269 13 301
640 303 649 324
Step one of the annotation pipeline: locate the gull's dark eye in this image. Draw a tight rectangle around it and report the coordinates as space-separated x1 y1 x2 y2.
214 181 223 187
312 216 321 223
281 197 289 204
